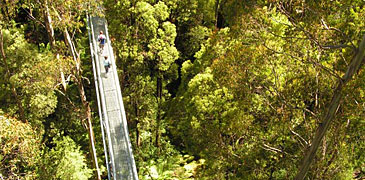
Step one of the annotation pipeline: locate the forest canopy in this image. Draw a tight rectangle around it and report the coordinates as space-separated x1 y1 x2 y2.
0 0 364 179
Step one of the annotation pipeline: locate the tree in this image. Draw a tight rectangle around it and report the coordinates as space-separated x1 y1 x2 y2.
33 1 102 178
0 26 59 125
168 1 365 178
0 112 42 179
295 34 365 180
37 136 93 180
0 27 26 122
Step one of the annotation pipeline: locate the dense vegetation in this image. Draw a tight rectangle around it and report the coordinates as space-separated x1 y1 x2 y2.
1 0 364 179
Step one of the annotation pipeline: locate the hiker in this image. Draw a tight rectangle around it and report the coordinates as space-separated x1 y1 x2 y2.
98 31 106 53
104 56 111 74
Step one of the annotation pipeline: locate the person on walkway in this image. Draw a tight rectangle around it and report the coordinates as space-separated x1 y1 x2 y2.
98 31 106 54
104 56 111 74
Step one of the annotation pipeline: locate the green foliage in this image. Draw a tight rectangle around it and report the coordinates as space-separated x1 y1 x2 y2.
148 21 179 72
0 27 60 124
104 0 189 178
1 1 107 179
37 136 92 180
2 0 365 179
0 0 20 24
0 114 92 180
0 112 41 179
135 138 203 180
169 1 365 179
184 26 212 58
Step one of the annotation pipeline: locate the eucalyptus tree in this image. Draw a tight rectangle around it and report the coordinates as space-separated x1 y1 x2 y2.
1 0 104 178
0 26 60 127
34 0 103 178
104 0 179 147
0 0 26 122
0 112 42 179
169 0 365 179
104 0 192 177
72 0 365 179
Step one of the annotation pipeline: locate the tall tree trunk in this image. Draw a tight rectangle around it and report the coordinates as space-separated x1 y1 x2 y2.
0 29 26 123
155 75 162 148
43 0 55 48
214 0 220 28
295 35 365 180
63 27 102 180
135 100 141 147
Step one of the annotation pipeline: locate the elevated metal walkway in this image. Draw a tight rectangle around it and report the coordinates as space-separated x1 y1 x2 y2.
87 16 138 180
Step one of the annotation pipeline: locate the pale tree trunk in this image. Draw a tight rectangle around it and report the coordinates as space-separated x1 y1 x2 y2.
0 29 26 123
63 27 102 180
52 6 101 177
42 0 55 48
42 0 68 91
41 0 69 92
295 35 365 180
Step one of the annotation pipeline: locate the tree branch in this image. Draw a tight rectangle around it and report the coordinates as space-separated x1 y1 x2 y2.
321 44 353 50
262 143 287 154
289 127 309 146
21 7 46 28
